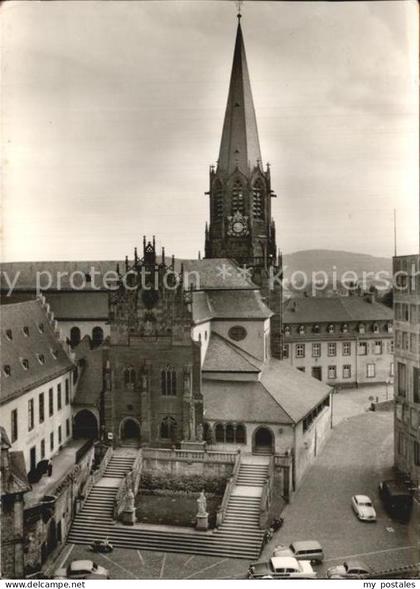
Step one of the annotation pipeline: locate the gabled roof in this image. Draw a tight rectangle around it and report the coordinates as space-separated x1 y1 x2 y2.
1 451 31 496
218 20 262 176
260 360 331 423
284 296 393 324
207 289 272 319
202 359 331 425
0 300 74 404
202 332 261 373
182 258 256 290
202 380 293 424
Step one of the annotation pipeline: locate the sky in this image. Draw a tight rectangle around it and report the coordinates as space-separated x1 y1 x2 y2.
2 0 419 262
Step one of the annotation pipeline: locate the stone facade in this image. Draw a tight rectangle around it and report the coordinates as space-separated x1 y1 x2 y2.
104 239 203 447
393 254 420 484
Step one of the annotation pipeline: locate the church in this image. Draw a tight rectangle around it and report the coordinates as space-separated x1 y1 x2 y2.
1 17 332 487
70 16 332 485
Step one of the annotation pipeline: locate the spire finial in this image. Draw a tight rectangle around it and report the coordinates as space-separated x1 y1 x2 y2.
236 0 243 20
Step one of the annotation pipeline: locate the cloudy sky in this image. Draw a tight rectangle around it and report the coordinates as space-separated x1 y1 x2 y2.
2 0 418 262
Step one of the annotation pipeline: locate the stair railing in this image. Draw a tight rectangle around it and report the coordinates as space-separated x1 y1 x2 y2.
113 449 143 520
81 446 113 505
259 455 274 529
215 450 242 528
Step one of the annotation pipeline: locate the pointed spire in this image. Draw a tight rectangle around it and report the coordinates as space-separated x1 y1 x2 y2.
217 19 262 176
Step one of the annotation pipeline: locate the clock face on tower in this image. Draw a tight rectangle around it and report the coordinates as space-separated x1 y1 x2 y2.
227 210 249 237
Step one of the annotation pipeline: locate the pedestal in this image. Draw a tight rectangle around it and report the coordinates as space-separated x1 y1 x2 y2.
196 512 209 530
181 441 206 451
121 509 136 526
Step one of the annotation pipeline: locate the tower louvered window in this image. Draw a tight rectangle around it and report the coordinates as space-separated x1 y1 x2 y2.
252 180 265 219
213 181 224 220
231 180 244 214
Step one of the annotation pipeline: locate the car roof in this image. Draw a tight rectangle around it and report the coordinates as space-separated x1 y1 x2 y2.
354 494 371 502
291 540 322 550
271 557 299 568
69 560 94 571
344 559 370 570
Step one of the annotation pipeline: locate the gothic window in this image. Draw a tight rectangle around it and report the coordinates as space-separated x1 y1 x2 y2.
252 179 265 219
160 416 177 440
215 424 225 443
213 180 224 220
123 368 136 387
231 180 244 214
225 424 235 443
203 422 212 444
70 326 81 348
161 367 177 396
92 326 104 348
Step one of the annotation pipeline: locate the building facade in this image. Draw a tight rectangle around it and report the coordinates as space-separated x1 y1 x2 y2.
393 254 420 483
1 299 76 473
282 295 394 387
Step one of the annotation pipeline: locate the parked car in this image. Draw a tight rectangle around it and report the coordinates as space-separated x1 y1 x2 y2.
248 556 317 579
272 541 324 564
351 495 376 521
327 559 372 579
53 560 110 580
379 480 413 523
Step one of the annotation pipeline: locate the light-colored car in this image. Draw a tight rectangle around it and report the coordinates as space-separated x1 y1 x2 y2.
351 494 376 521
327 559 372 579
248 556 317 579
273 540 324 564
54 559 110 580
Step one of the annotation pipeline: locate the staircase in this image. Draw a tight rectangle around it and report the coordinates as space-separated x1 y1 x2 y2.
103 455 136 478
68 453 136 545
67 454 270 560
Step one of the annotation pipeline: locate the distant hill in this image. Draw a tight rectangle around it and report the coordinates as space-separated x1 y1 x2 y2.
282 250 392 292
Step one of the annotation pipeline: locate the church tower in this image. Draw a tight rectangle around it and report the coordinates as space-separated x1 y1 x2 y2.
205 16 283 358
205 16 277 267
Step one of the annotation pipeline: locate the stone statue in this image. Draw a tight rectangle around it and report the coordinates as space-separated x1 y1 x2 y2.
197 490 207 516
126 488 135 512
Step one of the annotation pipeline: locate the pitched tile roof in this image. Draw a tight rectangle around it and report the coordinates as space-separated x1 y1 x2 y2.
202 380 293 424
47 292 109 320
202 332 261 373
206 289 272 319
1 258 256 292
1 300 74 404
182 259 256 290
284 296 393 324
203 359 331 425
260 360 331 422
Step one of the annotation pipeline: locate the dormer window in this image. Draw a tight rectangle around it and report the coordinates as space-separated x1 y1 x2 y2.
21 358 29 370
5 329 12 341
313 324 320 334
3 365 11 376
342 323 349 334
387 322 393 334
22 326 30 337
298 325 305 335
372 323 379 334
37 353 46 365
327 324 335 334
284 326 291 336
358 323 365 334
38 323 45 333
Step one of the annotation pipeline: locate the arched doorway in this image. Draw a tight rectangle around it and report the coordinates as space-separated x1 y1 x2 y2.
70 326 81 348
73 410 99 439
120 418 141 446
253 426 274 454
91 326 104 348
